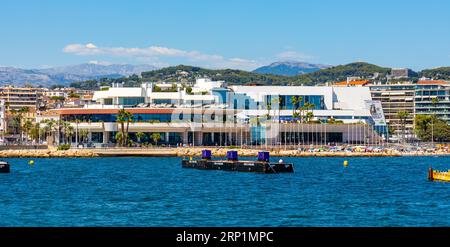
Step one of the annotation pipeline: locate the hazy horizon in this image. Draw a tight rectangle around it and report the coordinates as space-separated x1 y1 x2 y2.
1 0 450 71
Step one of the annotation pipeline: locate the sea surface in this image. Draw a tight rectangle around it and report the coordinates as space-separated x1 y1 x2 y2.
1 156 450 226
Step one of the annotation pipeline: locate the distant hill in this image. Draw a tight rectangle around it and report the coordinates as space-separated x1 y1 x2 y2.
70 62 397 90
0 67 52 87
140 65 293 85
291 62 392 85
70 65 292 90
0 63 157 87
253 61 331 76
419 67 450 80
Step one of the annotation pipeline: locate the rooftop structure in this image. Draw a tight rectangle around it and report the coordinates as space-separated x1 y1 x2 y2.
390 68 410 79
333 80 370 87
93 78 221 107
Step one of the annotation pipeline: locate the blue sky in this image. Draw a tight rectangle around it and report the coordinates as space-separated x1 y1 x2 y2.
1 0 449 70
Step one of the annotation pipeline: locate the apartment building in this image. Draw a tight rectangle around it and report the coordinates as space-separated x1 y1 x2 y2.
415 80 450 122
369 83 416 138
0 86 44 110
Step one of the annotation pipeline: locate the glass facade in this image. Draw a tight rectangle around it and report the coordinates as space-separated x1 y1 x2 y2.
62 113 231 123
212 88 229 104
118 97 145 106
415 84 450 122
265 95 324 110
153 99 177 105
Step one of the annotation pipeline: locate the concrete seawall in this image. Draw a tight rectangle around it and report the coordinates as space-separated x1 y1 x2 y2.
0 147 447 158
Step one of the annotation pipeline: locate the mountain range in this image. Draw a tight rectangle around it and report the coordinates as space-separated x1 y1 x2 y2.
253 61 331 76
2 61 450 90
70 62 450 90
0 63 157 87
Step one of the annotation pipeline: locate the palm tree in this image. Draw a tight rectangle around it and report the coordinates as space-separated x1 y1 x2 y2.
136 132 145 144
117 109 134 146
115 132 124 146
290 96 298 119
60 121 72 144
304 103 316 123
265 101 272 120
18 107 30 143
65 125 75 144
297 96 303 122
29 123 40 144
22 120 33 143
8 108 27 143
305 111 314 123
150 133 161 146
42 119 57 144
397 110 409 144
75 119 80 144
80 129 89 144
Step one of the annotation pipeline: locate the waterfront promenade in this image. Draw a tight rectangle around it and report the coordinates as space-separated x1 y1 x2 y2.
0 146 448 158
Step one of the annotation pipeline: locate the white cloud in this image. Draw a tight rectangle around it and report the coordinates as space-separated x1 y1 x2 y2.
85 43 97 49
87 60 111 66
276 51 313 61
63 43 261 70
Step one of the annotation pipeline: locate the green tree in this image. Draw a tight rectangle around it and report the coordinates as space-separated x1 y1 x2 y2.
305 111 314 123
136 132 145 143
29 123 40 143
290 96 298 119
397 111 410 143
80 129 89 143
115 132 124 146
22 120 33 143
296 96 303 122
265 100 272 120
42 119 57 144
304 102 315 123
415 114 450 142
60 121 72 144
116 109 134 146
150 133 161 145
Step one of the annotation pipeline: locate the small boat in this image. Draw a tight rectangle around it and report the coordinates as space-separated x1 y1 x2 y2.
0 161 10 173
428 167 450 182
182 150 294 174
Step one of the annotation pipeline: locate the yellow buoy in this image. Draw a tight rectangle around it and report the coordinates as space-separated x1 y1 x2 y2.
343 160 348 167
189 156 193 161
28 160 35 166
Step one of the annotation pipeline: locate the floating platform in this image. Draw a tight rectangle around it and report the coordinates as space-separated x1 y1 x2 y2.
0 161 10 173
182 150 294 174
182 159 294 173
428 167 450 182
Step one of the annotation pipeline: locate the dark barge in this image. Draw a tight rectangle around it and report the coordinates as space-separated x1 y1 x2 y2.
0 161 10 173
182 150 294 174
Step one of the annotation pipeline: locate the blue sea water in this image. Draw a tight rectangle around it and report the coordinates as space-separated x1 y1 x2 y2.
1 156 450 226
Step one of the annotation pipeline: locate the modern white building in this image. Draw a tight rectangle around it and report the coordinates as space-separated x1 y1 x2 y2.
93 78 223 107
50 80 387 147
228 85 379 124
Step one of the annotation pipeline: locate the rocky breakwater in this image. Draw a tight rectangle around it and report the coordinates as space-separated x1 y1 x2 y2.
0 148 98 158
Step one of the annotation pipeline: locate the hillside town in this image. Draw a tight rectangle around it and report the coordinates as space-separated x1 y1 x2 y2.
0 66 448 157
